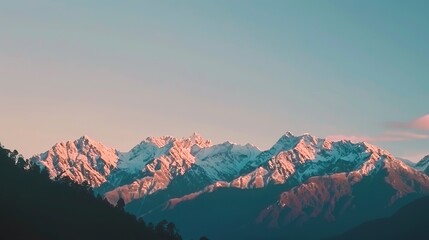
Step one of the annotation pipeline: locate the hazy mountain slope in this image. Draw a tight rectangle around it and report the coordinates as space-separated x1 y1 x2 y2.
329 196 429 240
143 142 429 240
397 157 416 167
415 155 429 174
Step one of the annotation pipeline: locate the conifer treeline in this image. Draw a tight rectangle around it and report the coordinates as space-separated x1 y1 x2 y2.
0 144 182 240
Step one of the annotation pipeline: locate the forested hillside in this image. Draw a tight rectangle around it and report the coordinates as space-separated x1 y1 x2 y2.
0 144 182 240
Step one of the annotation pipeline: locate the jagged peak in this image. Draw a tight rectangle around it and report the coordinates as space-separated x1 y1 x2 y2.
186 132 211 148
75 135 95 146
421 155 429 162
273 132 318 150
268 133 300 155
361 141 393 157
283 131 295 138
189 132 205 141
278 132 317 141
73 135 113 150
190 132 202 139
277 132 298 142
244 143 261 151
145 135 175 148
297 133 318 144
220 140 235 146
222 141 261 151
141 133 212 149
416 155 429 170
51 135 97 148
79 135 93 141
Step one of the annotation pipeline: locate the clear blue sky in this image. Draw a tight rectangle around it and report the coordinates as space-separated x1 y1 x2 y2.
1 0 428 161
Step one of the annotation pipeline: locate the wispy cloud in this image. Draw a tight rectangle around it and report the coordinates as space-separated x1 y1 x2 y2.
328 114 429 143
387 114 429 130
327 131 429 143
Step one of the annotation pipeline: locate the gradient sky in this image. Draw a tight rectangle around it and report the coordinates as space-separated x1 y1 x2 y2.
1 1 428 161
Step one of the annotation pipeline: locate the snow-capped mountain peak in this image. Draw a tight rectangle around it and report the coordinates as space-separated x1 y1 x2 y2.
270 133 300 153
27 132 429 240
283 131 295 137
30 132 429 222
184 132 212 148
31 136 118 187
145 136 174 148
102 134 259 205
189 132 209 144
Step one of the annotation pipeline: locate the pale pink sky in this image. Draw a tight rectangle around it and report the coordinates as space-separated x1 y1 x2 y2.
1 1 428 162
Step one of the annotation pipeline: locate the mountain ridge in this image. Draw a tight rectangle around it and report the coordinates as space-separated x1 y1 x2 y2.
30 132 429 240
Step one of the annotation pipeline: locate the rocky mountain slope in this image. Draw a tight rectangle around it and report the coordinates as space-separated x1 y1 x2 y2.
139 135 429 239
30 132 429 240
415 155 429 174
31 136 118 187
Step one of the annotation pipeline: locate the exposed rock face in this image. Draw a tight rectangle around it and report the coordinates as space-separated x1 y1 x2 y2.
31 136 118 187
30 132 429 240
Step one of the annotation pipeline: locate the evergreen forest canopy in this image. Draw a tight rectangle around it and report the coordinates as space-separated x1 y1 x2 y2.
0 143 184 240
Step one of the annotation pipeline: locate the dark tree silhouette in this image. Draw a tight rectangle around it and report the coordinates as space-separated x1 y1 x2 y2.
156 219 169 236
116 198 126 211
0 145 182 240
166 222 181 240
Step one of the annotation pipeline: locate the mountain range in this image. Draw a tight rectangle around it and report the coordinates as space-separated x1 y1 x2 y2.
30 133 429 239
